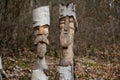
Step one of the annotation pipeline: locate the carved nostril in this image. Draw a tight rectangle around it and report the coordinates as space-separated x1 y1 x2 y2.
64 29 68 34
64 29 67 32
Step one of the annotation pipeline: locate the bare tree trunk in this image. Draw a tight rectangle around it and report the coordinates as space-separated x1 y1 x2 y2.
56 3 77 80
31 6 50 80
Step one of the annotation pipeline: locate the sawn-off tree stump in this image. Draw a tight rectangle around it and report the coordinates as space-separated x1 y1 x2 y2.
31 6 50 80
56 3 78 80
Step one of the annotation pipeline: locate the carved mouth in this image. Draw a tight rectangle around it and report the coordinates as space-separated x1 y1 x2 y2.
60 34 72 47
64 32 68 34
62 47 68 49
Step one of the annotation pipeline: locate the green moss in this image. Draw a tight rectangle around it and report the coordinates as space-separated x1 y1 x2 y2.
83 61 100 69
17 59 30 68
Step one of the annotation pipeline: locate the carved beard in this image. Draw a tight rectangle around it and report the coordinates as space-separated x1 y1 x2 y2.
60 33 73 47
37 43 47 58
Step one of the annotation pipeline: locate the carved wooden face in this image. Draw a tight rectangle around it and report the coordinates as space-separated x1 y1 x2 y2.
33 25 49 58
34 25 49 45
60 16 75 47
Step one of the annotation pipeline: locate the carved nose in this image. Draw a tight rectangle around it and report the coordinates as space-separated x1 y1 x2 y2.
64 29 68 32
64 28 68 34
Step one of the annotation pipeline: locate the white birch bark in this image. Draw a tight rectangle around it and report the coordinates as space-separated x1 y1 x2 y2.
0 56 2 69
32 69 48 80
0 56 2 80
57 65 74 80
0 56 8 80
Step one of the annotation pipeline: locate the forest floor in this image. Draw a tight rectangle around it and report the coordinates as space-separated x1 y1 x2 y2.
1 45 120 80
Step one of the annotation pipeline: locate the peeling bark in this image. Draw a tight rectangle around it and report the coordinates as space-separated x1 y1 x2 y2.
57 66 74 80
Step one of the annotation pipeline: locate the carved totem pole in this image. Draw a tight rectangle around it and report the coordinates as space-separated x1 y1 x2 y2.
0 56 8 80
31 6 50 80
56 3 78 80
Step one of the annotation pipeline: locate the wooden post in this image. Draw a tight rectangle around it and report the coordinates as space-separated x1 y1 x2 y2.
32 6 50 80
0 56 8 80
56 3 78 80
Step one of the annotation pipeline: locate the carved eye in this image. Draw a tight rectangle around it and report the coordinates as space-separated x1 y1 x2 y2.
69 17 74 22
59 17 65 24
60 20 65 24
59 19 65 29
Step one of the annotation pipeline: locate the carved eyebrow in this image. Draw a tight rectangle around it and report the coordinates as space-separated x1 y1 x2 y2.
42 25 49 28
69 20 74 23
59 17 65 21
33 26 39 30
69 17 74 22
60 21 65 24
33 25 49 31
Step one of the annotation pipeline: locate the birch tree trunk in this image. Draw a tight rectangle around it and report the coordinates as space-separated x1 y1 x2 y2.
0 56 8 80
31 6 50 80
56 3 77 80
0 56 3 80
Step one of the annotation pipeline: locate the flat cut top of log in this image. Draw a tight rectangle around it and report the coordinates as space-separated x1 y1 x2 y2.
33 6 50 28
59 3 78 29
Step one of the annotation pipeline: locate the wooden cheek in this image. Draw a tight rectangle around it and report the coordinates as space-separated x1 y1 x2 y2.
69 22 74 29
60 24 65 29
69 22 75 35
